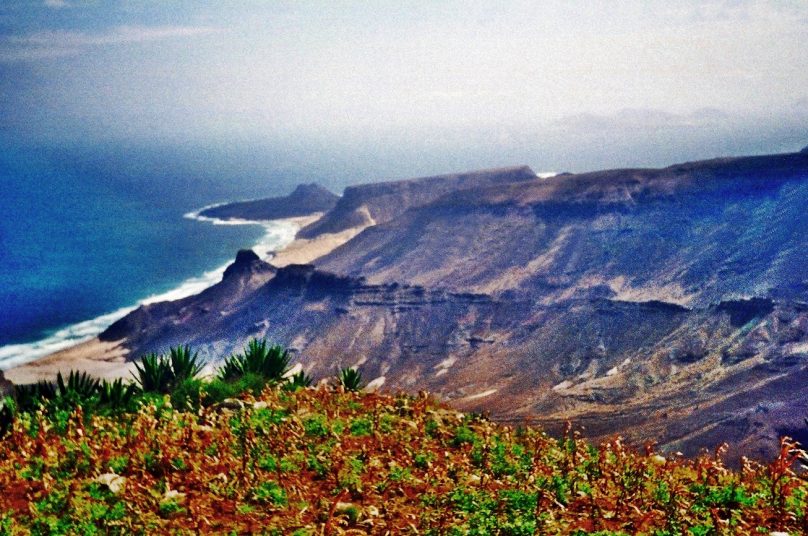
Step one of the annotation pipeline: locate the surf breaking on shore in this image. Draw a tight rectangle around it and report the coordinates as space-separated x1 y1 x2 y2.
0 209 302 371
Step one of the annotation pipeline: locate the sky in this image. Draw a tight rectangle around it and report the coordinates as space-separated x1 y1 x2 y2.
1 0 807 173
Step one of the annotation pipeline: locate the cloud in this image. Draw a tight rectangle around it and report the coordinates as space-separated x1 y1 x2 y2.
0 25 221 62
43 0 69 8
552 108 734 132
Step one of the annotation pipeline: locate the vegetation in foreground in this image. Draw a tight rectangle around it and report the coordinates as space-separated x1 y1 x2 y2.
0 342 806 535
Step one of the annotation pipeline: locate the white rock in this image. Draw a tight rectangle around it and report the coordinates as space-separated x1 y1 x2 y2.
365 376 386 392
552 380 573 391
163 488 186 502
282 363 302 378
95 473 126 495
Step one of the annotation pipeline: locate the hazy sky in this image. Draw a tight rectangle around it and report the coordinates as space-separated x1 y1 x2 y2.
1 1 806 170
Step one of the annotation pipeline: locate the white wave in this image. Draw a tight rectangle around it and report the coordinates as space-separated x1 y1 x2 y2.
0 210 301 372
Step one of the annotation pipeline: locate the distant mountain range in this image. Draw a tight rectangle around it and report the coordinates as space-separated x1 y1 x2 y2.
82 149 808 460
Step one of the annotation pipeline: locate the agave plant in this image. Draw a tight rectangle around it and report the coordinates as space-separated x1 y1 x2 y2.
218 339 290 382
169 345 204 384
133 352 173 394
284 370 313 392
14 380 57 412
337 367 363 392
217 353 244 382
49 370 102 410
56 370 100 399
133 346 203 395
0 397 15 438
98 378 139 411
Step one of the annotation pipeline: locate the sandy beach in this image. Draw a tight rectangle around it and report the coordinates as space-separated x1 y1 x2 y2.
4 339 133 385
270 224 369 267
4 213 368 385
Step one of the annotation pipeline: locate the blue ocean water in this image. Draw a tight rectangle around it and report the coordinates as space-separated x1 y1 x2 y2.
0 143 302 369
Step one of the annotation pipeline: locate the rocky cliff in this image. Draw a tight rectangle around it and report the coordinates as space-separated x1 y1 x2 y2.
98 151 808 461
297 166 537 238
199 183 338 221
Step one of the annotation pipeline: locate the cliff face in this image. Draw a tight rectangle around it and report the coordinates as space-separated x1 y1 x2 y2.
98 152 808 461
318 153 808 306
199 183 338 221
297 166 537 238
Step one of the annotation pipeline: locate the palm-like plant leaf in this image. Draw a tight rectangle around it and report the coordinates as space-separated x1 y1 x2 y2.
218 354 244 381
217 339 290 382
14 380 57 411
133 346 203 394
169 345 204 383
284 371 313 392
132 352 172 394
99 378 138 410
258 343 290 381
337 367 363 392
0 397 15 438
56 370 100 399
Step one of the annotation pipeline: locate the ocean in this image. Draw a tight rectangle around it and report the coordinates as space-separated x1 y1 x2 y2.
0 143 305 370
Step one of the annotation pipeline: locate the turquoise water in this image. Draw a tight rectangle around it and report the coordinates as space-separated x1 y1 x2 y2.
0 143 299 368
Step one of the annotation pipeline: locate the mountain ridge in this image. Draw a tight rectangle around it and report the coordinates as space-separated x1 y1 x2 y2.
18 149 808 461
199 183 338 221
297 165 537 238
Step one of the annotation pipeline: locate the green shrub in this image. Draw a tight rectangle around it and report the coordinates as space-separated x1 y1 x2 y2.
0 397 15 438
251 481 287 506
452 425 479 447
284 371 313 392
218 339 290 382
303 414 329 437
170 378 204 411
349 417 373 436
203 373 268 406
337 367 363 391
132 352 173 394
133 346 203 395
97 378 139 413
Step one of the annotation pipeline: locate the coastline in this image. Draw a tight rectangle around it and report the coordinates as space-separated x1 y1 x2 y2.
0 212 314 378
3 211 369 384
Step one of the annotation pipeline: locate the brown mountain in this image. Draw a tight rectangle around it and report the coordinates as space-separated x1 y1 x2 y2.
199 183 338 221
92 152 808 460
297 166 537 238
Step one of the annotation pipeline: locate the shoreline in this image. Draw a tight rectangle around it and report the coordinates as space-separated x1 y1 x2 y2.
0 212 313 376
3 211 369 384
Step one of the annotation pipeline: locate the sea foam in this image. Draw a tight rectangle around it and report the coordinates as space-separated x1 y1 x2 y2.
0 209 300 371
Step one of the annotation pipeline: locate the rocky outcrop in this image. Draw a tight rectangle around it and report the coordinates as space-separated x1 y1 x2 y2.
298 166 537 238
199 183 338 221
222 249 275 280
0 371 12 398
